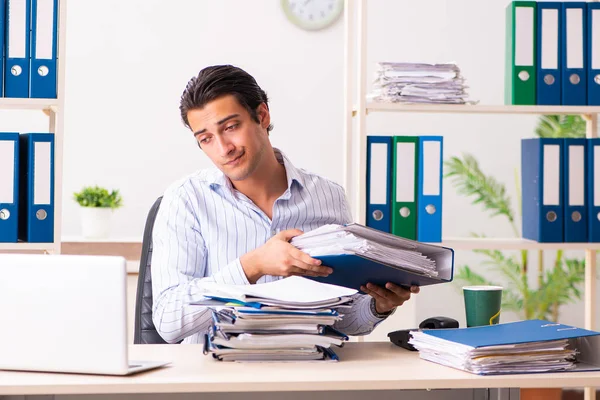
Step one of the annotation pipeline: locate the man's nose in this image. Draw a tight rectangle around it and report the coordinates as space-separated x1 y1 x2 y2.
216 136 235 157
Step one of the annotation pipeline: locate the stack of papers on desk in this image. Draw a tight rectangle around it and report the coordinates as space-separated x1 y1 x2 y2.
289 223 455 290
367 62 478 105
192 277 355 362
408 319 600 375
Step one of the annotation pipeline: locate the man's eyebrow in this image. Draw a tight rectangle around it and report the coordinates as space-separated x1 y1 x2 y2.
193 114 240 137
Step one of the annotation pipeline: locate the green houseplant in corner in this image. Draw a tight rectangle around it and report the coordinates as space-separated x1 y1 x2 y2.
444 115 586 323
73 186 123 238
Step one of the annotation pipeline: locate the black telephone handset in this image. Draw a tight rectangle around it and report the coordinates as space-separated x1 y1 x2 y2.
387 316 459 351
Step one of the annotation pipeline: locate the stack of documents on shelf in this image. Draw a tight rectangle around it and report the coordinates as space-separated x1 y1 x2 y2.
408 319 600 375
192 276 355 362
289 223 454 290
368 62 478 104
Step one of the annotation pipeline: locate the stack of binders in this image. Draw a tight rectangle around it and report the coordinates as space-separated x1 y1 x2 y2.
521 137 600 243
0 132 55 243
192 277 355 362
1 0 59 98
505 1 600 106
366 135 444 242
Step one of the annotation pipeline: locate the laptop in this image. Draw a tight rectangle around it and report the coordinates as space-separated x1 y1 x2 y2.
0 253 169 375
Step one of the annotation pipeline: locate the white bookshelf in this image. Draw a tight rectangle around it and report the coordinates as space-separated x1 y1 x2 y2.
343 3 598 398
0 0 67 255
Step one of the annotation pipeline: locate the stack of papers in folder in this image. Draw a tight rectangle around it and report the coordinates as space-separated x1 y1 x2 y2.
408 319 600 375
367 62 478 104
192 276 356 362
289 223 454 290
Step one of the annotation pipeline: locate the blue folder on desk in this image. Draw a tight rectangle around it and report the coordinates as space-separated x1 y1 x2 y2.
421 319 600 373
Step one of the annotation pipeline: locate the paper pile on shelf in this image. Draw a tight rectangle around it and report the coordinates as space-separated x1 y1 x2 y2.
368 62 478 104
191 276 356 362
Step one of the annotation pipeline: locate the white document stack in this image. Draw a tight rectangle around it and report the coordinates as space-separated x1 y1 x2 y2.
191 276 356 362
368 62 478 104
409 331 577 374
291 223 438 277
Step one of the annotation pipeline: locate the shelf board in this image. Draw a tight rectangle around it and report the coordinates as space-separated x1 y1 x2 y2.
435 237 600 251
0 98 58 111
364 103 600 115
61 236 142 244
0 242 56 251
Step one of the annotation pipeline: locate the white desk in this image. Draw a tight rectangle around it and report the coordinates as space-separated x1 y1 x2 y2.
0 343 598 396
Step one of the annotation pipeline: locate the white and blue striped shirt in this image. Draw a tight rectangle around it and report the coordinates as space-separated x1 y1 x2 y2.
151 148 386 344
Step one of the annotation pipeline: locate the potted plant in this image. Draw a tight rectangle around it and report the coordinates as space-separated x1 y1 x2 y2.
73 185 123 238
444 115 587 400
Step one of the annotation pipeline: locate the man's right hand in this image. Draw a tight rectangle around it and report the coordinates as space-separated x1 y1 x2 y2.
240 229 333 284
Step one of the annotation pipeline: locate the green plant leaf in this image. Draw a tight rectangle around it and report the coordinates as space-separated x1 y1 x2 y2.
73 186 123 209
534 115 586 138
444 154 515 225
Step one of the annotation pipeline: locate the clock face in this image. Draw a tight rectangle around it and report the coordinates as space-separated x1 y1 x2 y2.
281 0 344 31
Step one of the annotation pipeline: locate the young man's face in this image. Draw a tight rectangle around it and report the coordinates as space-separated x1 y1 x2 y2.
187 94 271 182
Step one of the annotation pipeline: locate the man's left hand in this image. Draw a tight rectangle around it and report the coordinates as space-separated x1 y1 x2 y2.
360 282 420 314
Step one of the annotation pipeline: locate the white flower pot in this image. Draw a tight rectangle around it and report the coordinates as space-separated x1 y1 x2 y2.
80 207 114 239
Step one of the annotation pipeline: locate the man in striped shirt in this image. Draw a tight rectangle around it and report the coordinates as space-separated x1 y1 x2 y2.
151 65 419 344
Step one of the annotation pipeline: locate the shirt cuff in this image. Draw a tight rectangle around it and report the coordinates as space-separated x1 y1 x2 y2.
211 258 250 285
359 295 388 328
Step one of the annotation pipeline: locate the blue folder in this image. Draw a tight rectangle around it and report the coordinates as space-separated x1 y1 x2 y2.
309 253 454 293
0 0 5 97
416 136 443 243
587 2 600 105
536 2 562 105
0 132 19 242
18 133 54 243
563 138 587 242
422 319 599 347
589 138 600 242
521 138 564 242
4 0 31 98
366 136 392 233
30 0 58 98
561 2 587 105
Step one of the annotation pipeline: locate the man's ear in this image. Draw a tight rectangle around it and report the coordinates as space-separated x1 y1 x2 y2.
257 103 271 130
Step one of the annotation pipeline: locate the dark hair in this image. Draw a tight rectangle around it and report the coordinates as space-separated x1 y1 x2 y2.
179 65 273 133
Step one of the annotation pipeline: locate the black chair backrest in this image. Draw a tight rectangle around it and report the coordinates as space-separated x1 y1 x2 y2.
133 196 170 344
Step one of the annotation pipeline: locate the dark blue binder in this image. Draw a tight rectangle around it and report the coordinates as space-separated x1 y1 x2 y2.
30 0 59 99
561 2 587 105
563 138 587 242
0 0 5 97
309 253 454 293
366 136 392 233
589 138 600 242
416 136 443 243
521 138 564 242
4 0 31 98
18 133 54 243
536 2 562 105
587 2 600 105
0 132 19 242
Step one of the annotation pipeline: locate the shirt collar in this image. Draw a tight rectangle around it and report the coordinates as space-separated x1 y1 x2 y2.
207 148 305 191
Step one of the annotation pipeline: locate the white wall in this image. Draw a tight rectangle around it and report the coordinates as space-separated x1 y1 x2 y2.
47 0 597 330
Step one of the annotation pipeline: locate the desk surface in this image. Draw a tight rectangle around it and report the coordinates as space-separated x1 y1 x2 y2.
1 342 599 395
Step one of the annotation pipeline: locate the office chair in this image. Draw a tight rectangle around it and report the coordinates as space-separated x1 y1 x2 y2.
133 196 173 344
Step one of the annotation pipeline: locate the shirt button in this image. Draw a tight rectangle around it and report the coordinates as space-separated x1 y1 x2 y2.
271 229 277 236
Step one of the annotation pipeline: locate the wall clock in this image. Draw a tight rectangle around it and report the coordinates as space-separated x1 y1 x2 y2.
281 0 344 31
